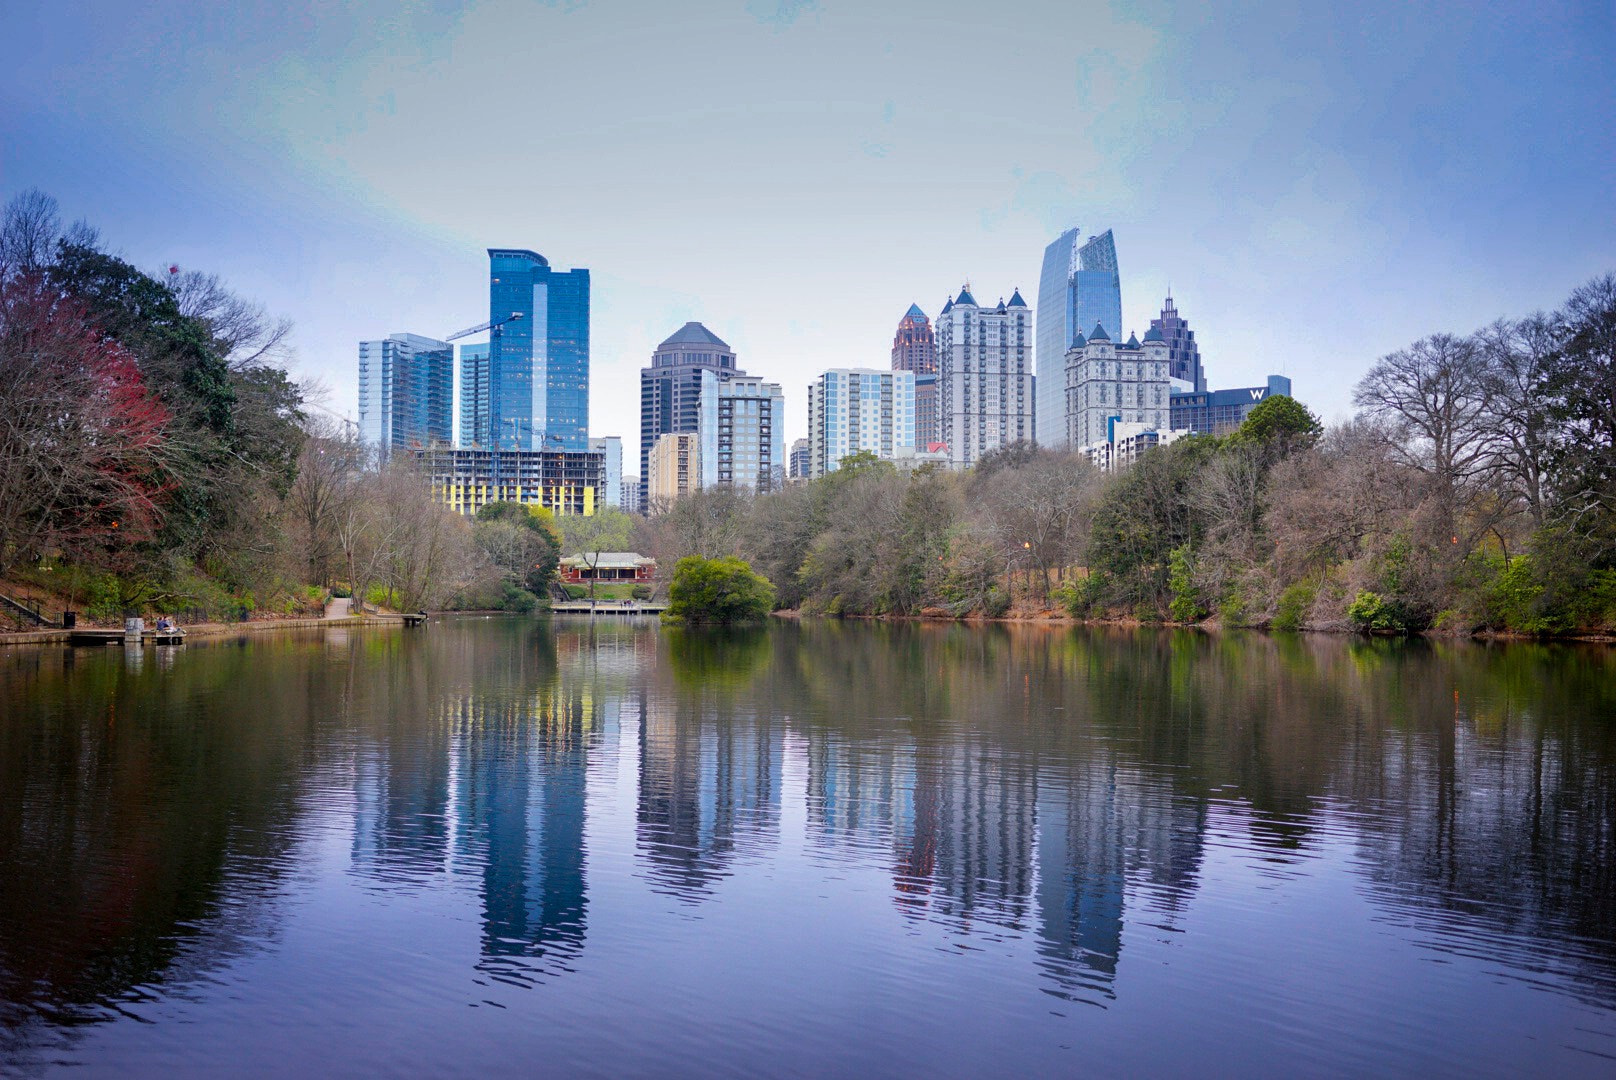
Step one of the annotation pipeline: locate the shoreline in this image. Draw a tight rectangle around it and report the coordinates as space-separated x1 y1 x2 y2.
769 608 1616 644
0 614 407 649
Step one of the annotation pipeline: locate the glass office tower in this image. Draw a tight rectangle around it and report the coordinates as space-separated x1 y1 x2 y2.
358 333 453 459
488 248 590 451
1035 229 1079 447
1034 228 1123 448
1074 230 1122 345
457 342 490 448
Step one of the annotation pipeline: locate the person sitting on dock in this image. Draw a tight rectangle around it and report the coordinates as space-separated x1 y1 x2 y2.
156 616 176 632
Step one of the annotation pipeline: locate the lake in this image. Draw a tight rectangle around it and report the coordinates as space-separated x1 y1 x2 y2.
2 617 1614 1077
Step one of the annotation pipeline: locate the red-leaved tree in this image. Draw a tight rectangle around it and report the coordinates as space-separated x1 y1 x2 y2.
0 275 172 576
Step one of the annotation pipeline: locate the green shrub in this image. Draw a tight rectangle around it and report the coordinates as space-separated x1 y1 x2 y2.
1273 582 1317 632
497 583 537 613
1480 555 1568 635
1053 573 1106 618
1347 590 1408 633
631 584 652 600
1134 600 1161 623
980 586 1011 619
1167 545 1203 622
563 584 588 600
82 573 123 620
664 556 776 625
1218 589 1250 627
1572 570 1616 630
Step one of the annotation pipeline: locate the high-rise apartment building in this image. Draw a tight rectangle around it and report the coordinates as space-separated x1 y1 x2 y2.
788 438 810 481
457 342 490 448
935 285 1033 468
914 372 939 448
485 248 589 452
1064 324 1172 450
589 436 623 509
892 303 938 447
1150 294 1204 392
647 432 700 505
698 372 785 493
1035 228 1122 448
807 368 916 478
620 479 643 515
358 333 454 459
639 322 742 506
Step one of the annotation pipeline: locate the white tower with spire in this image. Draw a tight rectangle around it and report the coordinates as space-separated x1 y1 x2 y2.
935 284 1034 467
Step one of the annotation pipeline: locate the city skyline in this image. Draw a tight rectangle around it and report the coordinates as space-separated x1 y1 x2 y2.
4 2 1611 453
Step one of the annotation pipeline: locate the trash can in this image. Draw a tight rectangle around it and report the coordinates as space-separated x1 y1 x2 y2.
62 611 76 629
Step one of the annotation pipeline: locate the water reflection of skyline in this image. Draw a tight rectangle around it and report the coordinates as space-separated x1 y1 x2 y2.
312 622 1616 1009
3 619 1615 1073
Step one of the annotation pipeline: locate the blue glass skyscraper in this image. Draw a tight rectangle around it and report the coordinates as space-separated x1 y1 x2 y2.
1074 230 1122 344
488 248 590 451
1034 228 1122 447
1035 229 1079 446
357 333 454 458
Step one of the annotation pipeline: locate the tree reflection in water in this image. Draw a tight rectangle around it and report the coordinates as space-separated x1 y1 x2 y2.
1 619 1614 1071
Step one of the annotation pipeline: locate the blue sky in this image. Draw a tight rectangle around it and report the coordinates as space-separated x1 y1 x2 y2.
3 0 1612 452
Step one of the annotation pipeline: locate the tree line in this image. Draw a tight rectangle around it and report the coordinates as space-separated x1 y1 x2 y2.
633 271 1616 635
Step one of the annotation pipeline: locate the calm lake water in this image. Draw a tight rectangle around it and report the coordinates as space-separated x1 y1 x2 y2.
2 617 1614 1077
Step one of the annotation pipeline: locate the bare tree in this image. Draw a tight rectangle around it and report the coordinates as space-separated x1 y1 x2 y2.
374 463 477 610
1542 273 1616 530
0 189 61 280
1476 315 1557 528
972 451 1096 599
1353 333 1494 493
283 421 366 586
1266 419 1415 581
170 268 294 371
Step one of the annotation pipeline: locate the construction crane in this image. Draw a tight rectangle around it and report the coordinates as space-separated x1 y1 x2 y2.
445 311 527 494
445 311 523 342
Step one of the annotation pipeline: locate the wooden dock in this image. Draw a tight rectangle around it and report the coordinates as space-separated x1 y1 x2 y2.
67 629 188 647
549 602 666 616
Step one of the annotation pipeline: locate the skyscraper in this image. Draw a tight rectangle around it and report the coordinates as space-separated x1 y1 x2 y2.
891 303 937 374
913 372 939 449
486 248 589 452
647 432 700 504
1064 324 1172 449
1035 228 1122 448
358 333 453 459
457 342 490 448
1150 294 1204 391
1074 230 1122 343
589 436 623 509
807 368 916 477
639 322 742 506
936 285 1033 467
697 372 785 492
892 303 938 446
